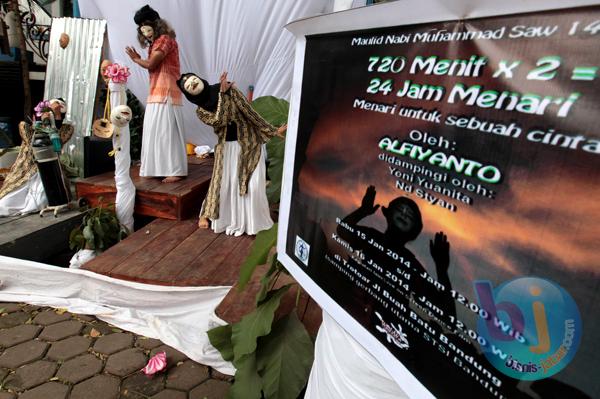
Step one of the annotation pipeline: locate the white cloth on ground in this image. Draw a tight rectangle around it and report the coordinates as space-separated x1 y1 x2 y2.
305 311 409 399
140 101 188 178
210 142 273 236
0 173 48 216
0 255 235 375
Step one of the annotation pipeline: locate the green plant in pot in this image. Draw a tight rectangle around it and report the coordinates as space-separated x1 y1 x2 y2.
69 201 128 253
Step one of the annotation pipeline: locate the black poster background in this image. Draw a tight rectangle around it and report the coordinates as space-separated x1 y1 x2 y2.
284 6 599 399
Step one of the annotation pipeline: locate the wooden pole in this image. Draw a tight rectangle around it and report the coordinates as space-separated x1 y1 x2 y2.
9 0 32 120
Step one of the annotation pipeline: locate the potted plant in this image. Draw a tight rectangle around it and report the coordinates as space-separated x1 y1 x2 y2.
68 201 128 268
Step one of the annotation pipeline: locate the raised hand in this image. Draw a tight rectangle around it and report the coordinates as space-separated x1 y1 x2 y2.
430 231 450 272
125 46 141 61
219 71 234 93
276 123 287 138
360 185 380 215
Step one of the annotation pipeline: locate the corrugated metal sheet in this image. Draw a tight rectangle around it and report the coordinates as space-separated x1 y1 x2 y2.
44 17 106 176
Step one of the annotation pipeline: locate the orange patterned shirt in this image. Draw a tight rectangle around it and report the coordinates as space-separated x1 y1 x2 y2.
147 35 182 105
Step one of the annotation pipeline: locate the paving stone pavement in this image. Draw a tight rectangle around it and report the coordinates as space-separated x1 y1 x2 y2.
0 303 232 398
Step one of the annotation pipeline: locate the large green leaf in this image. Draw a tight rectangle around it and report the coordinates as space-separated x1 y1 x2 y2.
252 96 289 205
82 225 95 249
265 136 285 204
256 311 314 399
238 223 278 291
256 255 279 306
227 353 262 399
252 96 289 127
231 284 291 359
207 324 234 362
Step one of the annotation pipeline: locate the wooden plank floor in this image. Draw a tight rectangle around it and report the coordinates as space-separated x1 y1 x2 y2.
83 217 323 335
76 157 213 221
82 218 254 287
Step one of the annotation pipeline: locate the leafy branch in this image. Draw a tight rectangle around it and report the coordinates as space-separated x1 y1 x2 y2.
69 200 128 252
208 225 314 399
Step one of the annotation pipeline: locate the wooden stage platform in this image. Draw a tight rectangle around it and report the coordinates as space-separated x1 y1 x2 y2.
82 218 254 286
76 156 213 221
82 218 322 334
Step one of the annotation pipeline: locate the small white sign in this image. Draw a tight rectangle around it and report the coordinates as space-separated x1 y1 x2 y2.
294 236 310 266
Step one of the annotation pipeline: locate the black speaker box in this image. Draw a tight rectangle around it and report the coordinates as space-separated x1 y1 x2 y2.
83 135 115 177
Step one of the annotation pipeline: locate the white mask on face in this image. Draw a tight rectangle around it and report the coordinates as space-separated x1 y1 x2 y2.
140 25 154 40
111 105 132 127
183 75 205 95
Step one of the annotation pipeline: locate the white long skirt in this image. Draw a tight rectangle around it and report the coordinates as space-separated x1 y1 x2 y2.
210 142 273 236
140 101 188 177
0 173 48 216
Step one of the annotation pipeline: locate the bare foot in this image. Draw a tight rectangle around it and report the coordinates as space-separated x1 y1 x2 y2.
198 217 210 229
162 176 183 183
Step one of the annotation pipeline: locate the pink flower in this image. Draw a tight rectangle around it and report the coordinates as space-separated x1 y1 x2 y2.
108 64 120 77
34 100 51 117
141 351 167 376
102 63 130 83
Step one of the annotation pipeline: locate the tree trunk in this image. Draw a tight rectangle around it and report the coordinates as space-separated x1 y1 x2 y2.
9 0 32 120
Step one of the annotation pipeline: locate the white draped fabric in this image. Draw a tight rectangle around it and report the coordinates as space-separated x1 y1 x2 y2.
79 0 336 148
0 173 48 216
109 82 135 233
0 256 234 374
306 312 408 399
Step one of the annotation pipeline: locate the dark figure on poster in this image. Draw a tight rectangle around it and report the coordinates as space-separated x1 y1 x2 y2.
125 5 187 183
177 72 286 236
337 185 456 321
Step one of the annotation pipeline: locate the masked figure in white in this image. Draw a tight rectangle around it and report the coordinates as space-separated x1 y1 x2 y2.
125 5 187 184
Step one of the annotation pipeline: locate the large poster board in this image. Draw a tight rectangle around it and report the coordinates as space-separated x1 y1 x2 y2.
278 2 600 398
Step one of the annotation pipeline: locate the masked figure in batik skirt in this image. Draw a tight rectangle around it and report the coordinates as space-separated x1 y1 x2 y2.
177 72 286 236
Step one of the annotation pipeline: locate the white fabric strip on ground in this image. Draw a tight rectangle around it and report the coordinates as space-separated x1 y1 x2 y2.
0 255 235 375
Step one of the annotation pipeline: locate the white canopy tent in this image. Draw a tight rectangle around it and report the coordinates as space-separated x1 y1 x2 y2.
78 0 339 147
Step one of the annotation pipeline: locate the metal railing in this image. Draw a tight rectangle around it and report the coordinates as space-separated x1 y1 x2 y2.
1 0 52 62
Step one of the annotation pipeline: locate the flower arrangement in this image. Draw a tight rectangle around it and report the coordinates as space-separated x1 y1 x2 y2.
103 63 131 83
34 100 52 118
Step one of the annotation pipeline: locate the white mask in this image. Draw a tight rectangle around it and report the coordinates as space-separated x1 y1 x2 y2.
140 25 154 40
184 75 205 95
111 105 132 127
49 99 67 114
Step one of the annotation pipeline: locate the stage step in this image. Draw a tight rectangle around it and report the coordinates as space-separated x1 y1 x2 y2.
76 157 213 221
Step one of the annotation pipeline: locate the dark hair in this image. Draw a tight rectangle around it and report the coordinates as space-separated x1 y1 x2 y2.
384 196 423 241
137 19 176 48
